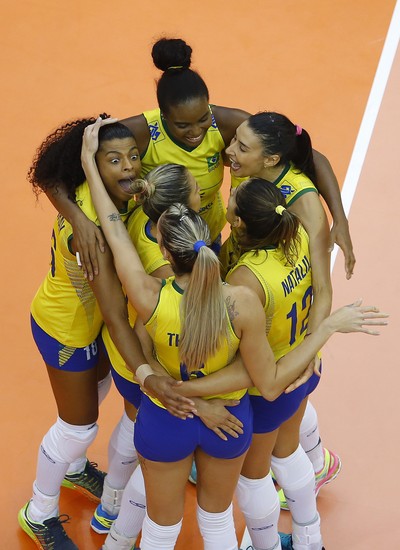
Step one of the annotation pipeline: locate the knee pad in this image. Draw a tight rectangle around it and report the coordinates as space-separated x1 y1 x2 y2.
42 417 98 464
271 445 314 491
236 474 279 519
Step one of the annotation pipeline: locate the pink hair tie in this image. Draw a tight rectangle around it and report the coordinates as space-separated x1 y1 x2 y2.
295 125 303 136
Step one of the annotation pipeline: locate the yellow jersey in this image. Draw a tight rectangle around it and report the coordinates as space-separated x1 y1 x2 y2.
220 163 318 277
228 227 313 396
145 277 246 408
140 107 226 242
31 181 133 347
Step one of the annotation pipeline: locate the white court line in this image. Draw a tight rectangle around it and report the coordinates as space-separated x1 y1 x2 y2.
330 0 400 270
241 2 400 548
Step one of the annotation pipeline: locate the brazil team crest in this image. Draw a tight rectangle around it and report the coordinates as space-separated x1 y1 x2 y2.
206 152 220 172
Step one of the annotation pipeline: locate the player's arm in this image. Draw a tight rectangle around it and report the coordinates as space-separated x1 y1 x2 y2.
212 105 251 150
45 185 105 281
120 114 151 154
312 149 355 279
289 193 333 332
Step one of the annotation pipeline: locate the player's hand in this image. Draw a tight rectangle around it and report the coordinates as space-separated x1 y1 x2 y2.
72 216 105 281
82 116 118 160
192 398 244 441
329 219 356 280
328 299 389 335
284 356 321 394
143 375 196 420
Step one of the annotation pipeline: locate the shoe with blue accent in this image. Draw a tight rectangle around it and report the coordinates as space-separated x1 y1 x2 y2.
91 503 118 534
279 515 325 549
18 502 78 549
188 460 197 484
62 460 106 502
280 533 326 550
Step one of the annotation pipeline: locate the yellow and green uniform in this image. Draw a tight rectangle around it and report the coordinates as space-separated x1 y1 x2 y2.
227 226 314 397
145 276 245 409
220 163 318 277
31 181 133 348
140 107 226 242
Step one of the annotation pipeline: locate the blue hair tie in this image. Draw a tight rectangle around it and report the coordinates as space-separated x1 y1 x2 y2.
193 240 206 253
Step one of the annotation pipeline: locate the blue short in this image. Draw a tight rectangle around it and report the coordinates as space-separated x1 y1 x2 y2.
250 369 321 433
31 315 100 372
134 393 253 462
110 366 142 409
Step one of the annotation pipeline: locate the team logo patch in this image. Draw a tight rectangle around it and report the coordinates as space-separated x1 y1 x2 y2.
206 152 220 172
148 121 164 142
280 184 294 198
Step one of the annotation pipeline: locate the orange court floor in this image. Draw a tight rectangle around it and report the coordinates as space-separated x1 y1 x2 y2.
1 1 399 548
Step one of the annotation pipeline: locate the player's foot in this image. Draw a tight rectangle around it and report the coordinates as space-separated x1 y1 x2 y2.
188 460 197 484
18 502 78 549
279 532 325 550
315 448 342 494
62 460 106 502
91 503 118 534
102 523 138 549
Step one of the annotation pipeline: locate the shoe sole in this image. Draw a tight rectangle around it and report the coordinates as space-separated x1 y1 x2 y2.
90 519 112 534
18 508 43 549
61 479 101 503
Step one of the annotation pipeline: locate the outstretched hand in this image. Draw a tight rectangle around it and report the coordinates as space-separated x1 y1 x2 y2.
329 299 389 335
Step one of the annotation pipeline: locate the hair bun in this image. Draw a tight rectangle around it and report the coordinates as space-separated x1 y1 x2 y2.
151 38 192 72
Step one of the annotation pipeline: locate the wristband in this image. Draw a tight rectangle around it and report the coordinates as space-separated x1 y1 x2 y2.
135 364 154 386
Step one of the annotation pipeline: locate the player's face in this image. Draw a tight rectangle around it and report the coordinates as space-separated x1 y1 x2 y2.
163 97 212 148
186 170 201 212
225 121 265 177
226 186 238 225
96 137 141 209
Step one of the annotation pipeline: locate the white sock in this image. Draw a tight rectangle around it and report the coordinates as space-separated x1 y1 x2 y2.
106 412 138 490
28 483 60 523
140 514 182 550
300 402 324 473
197 503 238 550
236 474 281 550
113 466 146 539
271 445 317 525
67 374 111 475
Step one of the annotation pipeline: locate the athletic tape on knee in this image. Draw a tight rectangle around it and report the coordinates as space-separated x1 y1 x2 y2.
42 417 98 464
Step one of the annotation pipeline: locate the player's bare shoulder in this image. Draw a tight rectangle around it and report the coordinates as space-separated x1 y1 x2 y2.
223 282 260 324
